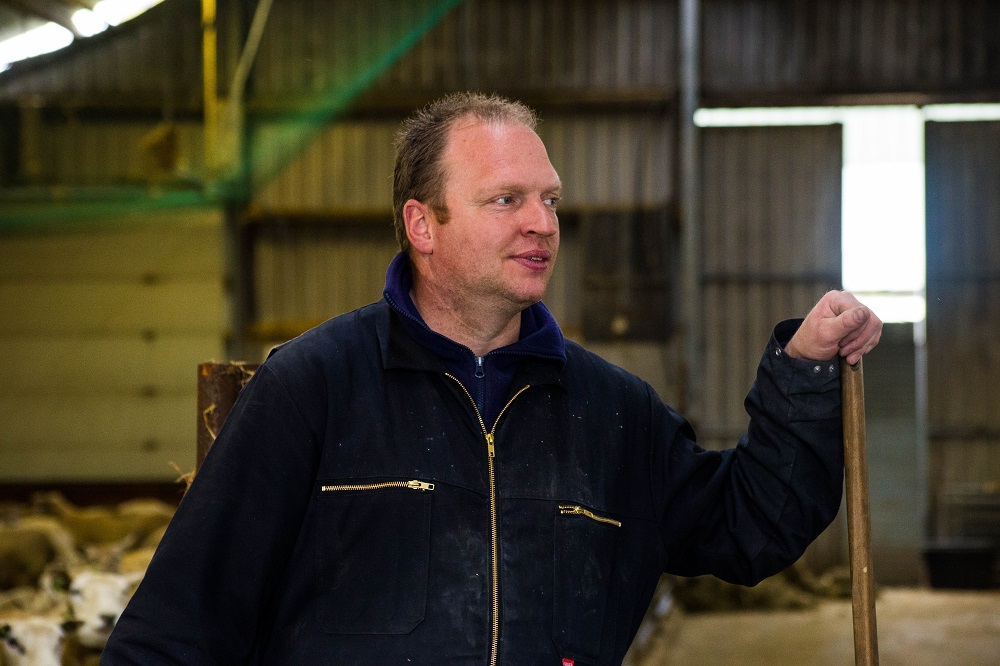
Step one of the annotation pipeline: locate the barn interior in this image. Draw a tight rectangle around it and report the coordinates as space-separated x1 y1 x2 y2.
1 0 999 663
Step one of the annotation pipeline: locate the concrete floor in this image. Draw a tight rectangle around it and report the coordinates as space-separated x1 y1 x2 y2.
635 587 1000 665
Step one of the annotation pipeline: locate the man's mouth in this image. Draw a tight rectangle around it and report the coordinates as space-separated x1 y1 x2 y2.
514 250 551 261
512 251 552 270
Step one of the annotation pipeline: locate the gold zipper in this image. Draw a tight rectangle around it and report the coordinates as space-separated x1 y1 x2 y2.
559 504 622 528
320 479 435 492
445 373 530 666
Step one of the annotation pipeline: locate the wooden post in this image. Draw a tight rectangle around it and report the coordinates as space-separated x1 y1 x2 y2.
196 362 259 471
841 357 879 665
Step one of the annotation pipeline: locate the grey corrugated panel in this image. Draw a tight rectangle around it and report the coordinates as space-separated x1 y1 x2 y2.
701 0 1000 97
927 122 1000 280
252 115 671 212
926 285 1000 433
252 120 397 211
702 125 842 277
249 0 460 97
252 221 581 335
538 115 672 208
541 224 580 334
250 0 676 98
5 0 999 108
30 120 204 185
252 229 398 323
926 120 1000 437
700 125 842 446
925 120 1000 534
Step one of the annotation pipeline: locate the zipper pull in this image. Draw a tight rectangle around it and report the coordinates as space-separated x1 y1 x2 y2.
559 504 623 527
485 432 495 458
407 480 435 491
475 356 485 378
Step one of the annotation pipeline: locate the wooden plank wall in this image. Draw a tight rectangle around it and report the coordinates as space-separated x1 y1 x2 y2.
925 120 1000 540
0 208 225 481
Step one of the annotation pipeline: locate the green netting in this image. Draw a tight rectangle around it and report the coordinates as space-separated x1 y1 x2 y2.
0 0 463 233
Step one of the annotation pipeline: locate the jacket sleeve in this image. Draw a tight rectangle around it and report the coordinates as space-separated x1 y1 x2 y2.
654 319 844 585
102 364 321 665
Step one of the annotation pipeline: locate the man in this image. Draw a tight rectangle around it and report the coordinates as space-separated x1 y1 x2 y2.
104 93 882 665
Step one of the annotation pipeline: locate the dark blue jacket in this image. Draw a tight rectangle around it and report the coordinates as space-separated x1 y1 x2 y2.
103 300 843 665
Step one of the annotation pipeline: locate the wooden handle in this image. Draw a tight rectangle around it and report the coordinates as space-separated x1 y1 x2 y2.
841 357 879 665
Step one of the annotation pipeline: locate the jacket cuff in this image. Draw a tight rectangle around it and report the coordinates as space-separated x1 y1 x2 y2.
767 318 841 392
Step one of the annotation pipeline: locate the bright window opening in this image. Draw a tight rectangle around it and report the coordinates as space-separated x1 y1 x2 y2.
841 107 925 323
697 105 932 323
695 103 1000 323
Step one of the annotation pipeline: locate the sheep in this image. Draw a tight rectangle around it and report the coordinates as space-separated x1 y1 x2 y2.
117 548 156 576
30 493 174 549
48 570 142 650
0 517 83 591
0 614 78 666
0 587 63 618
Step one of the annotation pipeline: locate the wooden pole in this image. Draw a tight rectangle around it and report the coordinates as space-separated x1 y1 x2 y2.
841 357 879 665
196 362 259 471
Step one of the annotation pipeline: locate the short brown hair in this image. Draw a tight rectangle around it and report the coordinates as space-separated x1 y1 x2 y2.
392 92 538 253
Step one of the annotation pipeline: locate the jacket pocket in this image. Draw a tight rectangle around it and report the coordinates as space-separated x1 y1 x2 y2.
552 503 622 662
316 479 434 634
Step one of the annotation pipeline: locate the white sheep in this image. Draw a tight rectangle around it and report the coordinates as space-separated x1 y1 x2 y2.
61 571 142 650
0 615 77 666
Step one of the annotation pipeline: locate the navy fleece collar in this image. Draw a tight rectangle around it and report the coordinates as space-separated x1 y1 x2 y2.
382 253 565 427
382 252 566 365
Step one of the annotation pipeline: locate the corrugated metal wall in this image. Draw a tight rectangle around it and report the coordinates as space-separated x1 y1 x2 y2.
3 0 997 108
0 1 994 561
925 120 1000 541
19 118 203 186
700 124 843 450
252 115 672 213
0 209 225 481
700 124 844 570
702 0 1000 100
249 0 676 99
0 0 203 106
253 120 397 212
249 224 587 359
251 224 398 336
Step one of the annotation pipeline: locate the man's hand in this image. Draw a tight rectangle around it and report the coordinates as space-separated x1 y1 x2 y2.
784 290 883 365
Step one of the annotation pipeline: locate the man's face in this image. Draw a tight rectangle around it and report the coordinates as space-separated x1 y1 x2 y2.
426 119 561 312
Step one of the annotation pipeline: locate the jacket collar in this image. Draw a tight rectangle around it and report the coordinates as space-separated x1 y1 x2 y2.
377 253 566 386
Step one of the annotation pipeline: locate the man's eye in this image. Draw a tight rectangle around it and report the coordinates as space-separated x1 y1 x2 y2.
544 197 560 207
495 196 514 205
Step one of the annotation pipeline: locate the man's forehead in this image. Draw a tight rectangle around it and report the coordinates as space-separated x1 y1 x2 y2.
444 119 560 188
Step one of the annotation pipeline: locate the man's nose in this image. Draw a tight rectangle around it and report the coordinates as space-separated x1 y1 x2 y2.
522 200 558 236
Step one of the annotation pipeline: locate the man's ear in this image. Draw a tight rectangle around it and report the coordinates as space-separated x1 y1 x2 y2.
403 199 434 255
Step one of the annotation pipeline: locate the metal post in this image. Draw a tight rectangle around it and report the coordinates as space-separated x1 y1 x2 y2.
202 0 219 175
678 0 702 420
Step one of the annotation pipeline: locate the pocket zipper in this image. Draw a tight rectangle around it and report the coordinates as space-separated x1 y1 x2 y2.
559 504 622 527
321 479 435 492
